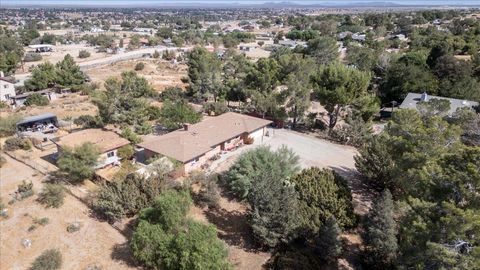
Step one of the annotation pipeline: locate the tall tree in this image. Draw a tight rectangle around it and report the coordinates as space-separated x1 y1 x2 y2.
312 62 372 129
315 217 343 264
57 143 100 183
362 190 398 269
55 54 86 88
187 47 223 101
248 169 300 248
305 37 339 65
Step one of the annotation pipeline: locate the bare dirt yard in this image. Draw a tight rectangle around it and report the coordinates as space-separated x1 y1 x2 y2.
0 93 97 120
86 59 188 92
0 154 135 270
18 42 113 74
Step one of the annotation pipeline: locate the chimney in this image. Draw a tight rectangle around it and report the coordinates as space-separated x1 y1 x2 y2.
183 124 190 131
420 92 428 102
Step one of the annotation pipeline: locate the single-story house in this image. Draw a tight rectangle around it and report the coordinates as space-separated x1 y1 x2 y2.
12 89 57 107
0 73 15 103
399 92 479 115
138 112 272 175
53 129 130 169
16 113 58 133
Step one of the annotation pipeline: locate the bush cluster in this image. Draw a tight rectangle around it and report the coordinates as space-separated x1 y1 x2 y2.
4 137 31 151
24 53 42 62
78 50 91 58
31 249 62 270
37 184 65 208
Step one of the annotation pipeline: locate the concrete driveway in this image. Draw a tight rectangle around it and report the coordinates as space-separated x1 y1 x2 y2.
264 128 358 170
210 128 358 174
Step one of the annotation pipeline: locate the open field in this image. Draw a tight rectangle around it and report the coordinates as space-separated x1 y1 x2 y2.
18 42 112 73
86 58 188 92
0 155 136 270
0 93 97 120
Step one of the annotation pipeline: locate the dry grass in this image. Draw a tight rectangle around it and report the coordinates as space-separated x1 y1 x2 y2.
0 155 136 270
86 59 188 92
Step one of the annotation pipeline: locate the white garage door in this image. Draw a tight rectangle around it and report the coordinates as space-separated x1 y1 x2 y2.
249 128 264 143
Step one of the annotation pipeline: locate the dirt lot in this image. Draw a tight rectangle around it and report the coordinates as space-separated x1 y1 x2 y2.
0 155 135 270
18 42 113 73
85 59 187 92
0 93 97 120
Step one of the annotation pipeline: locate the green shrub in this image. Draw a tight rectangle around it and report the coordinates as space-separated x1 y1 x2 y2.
292 167 356 234
24 53 42 62
73 115 103 128
203 102 229 116
4 137 31 151
37 184 65 208
194 173 220 208
25 93 50 106
66 222 81 233
34 217 50 226
17 180 34 199
120 127 141 144
57 142 100 183
91 173 165 222
134 62 145 71
0 115 21 137
31 249 62 270
131 190 231 270
117 145 134 160
78 50 91 59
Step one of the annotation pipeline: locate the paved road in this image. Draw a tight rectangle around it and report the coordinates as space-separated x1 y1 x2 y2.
15 46 186 85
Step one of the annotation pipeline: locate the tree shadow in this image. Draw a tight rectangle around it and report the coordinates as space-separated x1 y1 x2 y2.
329 166 377 217
204 206 261 252
110 241 137 267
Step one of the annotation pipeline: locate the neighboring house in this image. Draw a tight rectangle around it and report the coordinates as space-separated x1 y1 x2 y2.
12 89 57 107
53 129 130 169
399 92 479 115
138 112 272 175
0 73 16 103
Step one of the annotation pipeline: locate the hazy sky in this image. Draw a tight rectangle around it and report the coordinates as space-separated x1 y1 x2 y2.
2 0 480 7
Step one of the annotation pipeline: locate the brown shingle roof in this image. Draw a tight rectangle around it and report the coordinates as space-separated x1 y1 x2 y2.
138 112 272 162
55 129 130 153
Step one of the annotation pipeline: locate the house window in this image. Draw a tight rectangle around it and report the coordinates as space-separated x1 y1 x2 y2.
4 85 7 89
107 151 115 158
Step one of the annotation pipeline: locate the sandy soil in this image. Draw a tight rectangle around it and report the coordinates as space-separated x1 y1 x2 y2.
188 188 271 270
85 59 187 92
0 93 97 120
18 42 113 73
0 155 136 270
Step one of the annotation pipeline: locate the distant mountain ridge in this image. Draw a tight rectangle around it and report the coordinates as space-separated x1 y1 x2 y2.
2 0 480 8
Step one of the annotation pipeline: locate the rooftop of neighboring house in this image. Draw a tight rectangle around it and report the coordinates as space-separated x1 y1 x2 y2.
399 92 479 115
54 128 130 153
138 112 272 163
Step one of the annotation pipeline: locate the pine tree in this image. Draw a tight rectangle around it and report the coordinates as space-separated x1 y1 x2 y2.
315 216 343 263
248 170 300 248
362 189 398 269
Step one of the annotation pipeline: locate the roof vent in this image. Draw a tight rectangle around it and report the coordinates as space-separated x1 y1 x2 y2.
420 92 428 102
462 100 468 105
